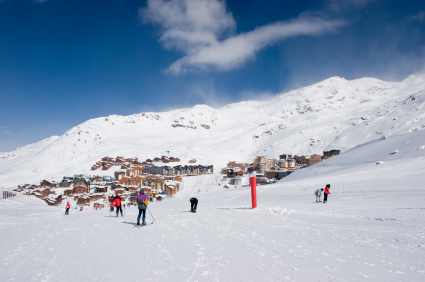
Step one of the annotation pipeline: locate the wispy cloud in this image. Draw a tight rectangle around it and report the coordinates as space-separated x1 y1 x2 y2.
326 0 374 12
408 11 425 22
140 0 345 74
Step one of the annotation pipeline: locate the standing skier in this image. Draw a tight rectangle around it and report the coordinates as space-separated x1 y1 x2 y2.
110 201 114 212
315 188 324 203
65 202 70 215
323 184 331 203
136 190 148 226
113 195 123 217
190 197 198 213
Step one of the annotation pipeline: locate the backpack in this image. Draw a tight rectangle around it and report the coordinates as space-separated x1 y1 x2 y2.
143 199 148 206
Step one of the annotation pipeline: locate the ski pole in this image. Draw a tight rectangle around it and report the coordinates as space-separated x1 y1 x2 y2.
147 207 157 225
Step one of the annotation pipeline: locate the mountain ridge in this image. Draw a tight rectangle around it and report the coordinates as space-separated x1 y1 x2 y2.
0 74 424 188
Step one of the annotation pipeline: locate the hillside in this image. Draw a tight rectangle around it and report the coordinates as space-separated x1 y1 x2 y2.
0 74 424 188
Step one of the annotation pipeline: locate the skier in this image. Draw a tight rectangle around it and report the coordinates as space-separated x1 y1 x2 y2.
110 201 114 212
113 195 123 217
323 184 331 203
190 197 198 213
136 190 148 226
65 202 70 215
315 188 324 203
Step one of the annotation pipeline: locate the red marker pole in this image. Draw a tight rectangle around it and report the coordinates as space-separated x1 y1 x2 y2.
250 171 257 209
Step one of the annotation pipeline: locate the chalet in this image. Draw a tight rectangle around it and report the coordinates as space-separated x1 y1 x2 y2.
323 150 341 159
101 157 113 162
102 161 114 170
189 159 197 163
64 189 73 196
58 179 72 188
92 176 103 183
164 185 177 196
114 170 126 180
91 162 102 170
307 154 322 166
229 176 242 185
115 188 126 195
91 193 104 201
174 158 180 162
44 194 63 206
40 180 57 189
77 195 91 206
73 178 90 192
127 186 139 192
95 186 108 193
30 188 51 199
279 154 293 160
227 161 249 171
72 186 87 195
253 156 275 173
154 157 161 162
121 163 131 169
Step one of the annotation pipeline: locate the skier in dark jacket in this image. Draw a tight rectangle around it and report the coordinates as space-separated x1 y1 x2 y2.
323 184 331 203
113 195 123 217
190 197 198 213
136 190 147 226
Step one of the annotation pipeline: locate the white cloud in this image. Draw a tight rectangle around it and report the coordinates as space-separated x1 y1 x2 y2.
141 0 345 74
4 131 11 135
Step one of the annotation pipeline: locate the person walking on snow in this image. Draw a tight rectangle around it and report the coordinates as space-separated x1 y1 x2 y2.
65 202 70 215
315 188 324 203
323 184 331 203
136 190 148 226
110 201 114 212
190 197 198 213
113 195 123 217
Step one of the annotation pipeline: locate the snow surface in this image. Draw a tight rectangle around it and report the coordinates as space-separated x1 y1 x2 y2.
0 75 424 281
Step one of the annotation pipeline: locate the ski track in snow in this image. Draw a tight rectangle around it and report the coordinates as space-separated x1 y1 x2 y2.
1 171 424 282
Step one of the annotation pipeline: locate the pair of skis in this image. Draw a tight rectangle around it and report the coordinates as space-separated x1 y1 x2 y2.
134 222 153 228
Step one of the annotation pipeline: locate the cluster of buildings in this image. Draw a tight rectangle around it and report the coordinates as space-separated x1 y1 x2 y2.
12 157 214 207
91 155 198 171
222 150 341 185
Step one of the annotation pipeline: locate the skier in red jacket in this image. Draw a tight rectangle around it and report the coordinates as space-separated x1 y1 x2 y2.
113 195 123 217
323 184 331 203
65 202 70 215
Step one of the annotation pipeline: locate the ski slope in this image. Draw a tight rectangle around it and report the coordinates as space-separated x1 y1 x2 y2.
0 74 424 281
1 128 424 281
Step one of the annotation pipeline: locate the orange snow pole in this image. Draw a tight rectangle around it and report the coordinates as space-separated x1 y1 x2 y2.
250 172 257 209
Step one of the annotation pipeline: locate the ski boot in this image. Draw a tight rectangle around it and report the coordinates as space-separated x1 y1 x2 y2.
142 220 146 226
136 220 140 226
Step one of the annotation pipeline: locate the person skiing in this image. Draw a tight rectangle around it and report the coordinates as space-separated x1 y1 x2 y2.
113 195 123 217
110 201 114 212
323 184 331 203
136 190 148 226
315 188 324 203
190 197 198 213
65 202 70 215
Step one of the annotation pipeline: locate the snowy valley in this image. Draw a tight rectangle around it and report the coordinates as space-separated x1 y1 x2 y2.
0 74 424 282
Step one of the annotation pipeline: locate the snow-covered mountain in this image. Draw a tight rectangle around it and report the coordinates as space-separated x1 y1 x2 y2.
1 74 424 188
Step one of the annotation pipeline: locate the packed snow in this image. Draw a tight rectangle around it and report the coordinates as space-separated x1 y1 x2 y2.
0 74 424 281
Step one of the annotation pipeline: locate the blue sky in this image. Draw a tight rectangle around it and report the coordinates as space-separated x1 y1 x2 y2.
0 0 424 152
